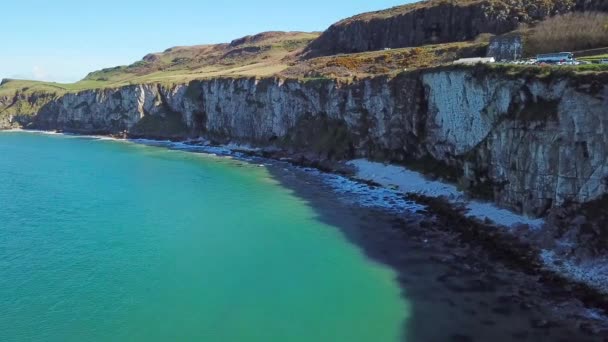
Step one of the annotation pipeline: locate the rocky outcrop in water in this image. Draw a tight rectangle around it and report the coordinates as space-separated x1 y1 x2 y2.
6 66 604 218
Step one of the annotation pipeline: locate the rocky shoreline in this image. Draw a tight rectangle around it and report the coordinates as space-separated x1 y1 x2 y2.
234 144 608 300
232 144 608 339
255 151 608 296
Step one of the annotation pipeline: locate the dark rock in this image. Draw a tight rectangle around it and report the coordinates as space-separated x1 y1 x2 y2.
511 331 529 339
450 334 474 342
488 33 523 61
492 306 513 316
579 322 602 335
303 0 596 58
511 223 531 235
480 319 496 326
576 0 608 11
519 302 534 311
531 319 561 329
419 220 432 229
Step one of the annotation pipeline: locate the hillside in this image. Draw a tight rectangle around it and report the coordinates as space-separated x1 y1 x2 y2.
282 40 489 79
302 0 606 58
82 31 319 85
0 31 319 99
0 28 491 99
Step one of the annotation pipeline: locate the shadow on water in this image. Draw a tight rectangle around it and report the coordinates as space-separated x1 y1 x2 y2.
261 162 605 342
83 136 606 342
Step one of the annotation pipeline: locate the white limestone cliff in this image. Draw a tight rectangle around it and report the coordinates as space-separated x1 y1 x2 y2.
3 67 607 217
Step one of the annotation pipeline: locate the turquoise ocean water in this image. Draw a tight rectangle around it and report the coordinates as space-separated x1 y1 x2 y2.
0 132 408 341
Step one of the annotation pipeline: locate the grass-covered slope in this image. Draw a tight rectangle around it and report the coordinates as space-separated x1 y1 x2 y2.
0 78 103 97
0 79 63 127
0 31 319 98
82 31 318 85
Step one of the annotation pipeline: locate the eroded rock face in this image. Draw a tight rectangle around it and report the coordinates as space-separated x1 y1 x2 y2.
11 67 608 216
0 92 60 129
303 0 580 58
0 97 12 129
422 70 608 215
35 86 151 133
487 34 523 61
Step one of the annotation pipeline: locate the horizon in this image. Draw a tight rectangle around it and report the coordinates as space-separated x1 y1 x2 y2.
2 0 410 83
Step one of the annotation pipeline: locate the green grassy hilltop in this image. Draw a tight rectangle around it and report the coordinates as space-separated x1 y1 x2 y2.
0 31 319 97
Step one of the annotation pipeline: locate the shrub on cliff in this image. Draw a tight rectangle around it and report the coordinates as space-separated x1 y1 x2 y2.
524 12 608 55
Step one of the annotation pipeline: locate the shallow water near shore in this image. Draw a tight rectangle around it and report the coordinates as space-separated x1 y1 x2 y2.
0 132 407 341
0 132 605 341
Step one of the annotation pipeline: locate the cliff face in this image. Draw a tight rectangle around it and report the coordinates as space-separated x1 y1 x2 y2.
0 92 59 129
422 70 608 215
303 0 592 58
10 67 606 217
487 34 523 61
576 0 608 11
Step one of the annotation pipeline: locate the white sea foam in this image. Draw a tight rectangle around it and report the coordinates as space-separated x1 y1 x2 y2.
345 159 608 294
1 129 64 135
541 250 608 295
347 159 544 228
467 201 544 229
299 167 424 214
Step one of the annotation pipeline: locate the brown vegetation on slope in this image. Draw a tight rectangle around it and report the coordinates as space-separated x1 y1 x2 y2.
523 12 608 55
283 40 488 79
83 31 320 83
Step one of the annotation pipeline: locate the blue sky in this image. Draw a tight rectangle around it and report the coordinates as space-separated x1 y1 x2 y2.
1 0 411 83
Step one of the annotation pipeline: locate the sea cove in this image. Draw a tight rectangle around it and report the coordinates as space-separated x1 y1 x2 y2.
3 0 608 340
2 132 606 341
0 132 407 341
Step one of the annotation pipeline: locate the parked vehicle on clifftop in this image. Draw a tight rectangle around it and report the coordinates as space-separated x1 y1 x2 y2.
536 52 574 64
452 57 495 65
